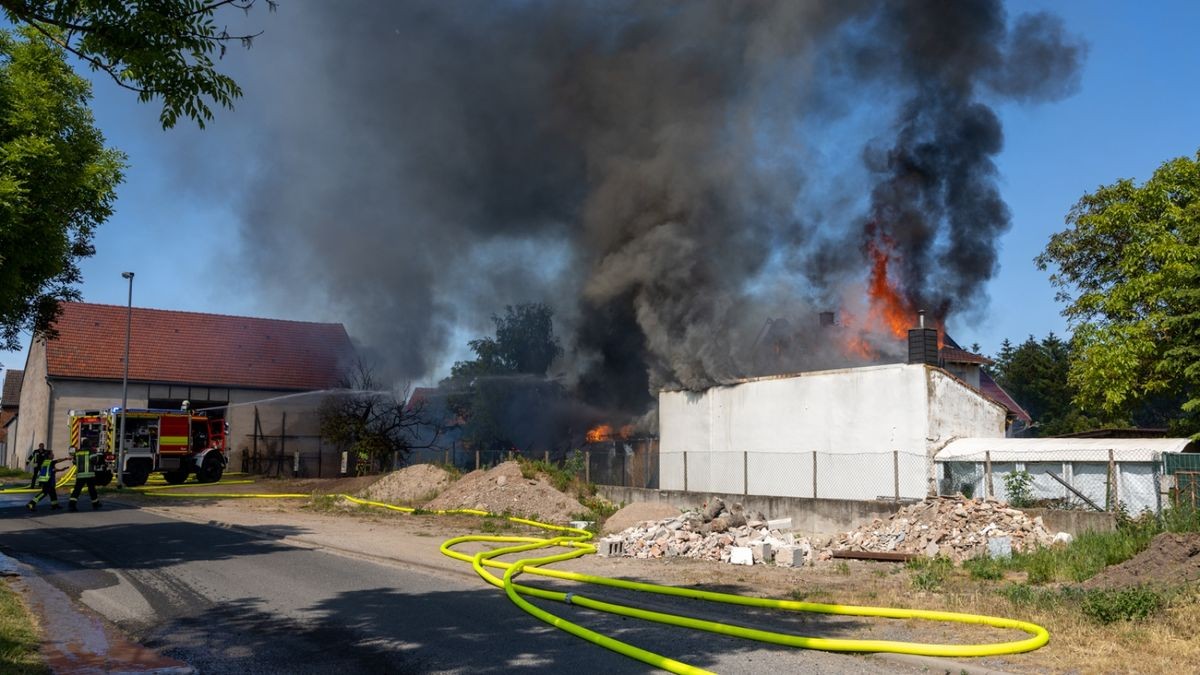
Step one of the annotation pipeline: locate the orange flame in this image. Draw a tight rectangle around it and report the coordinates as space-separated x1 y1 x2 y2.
586 424 611 443
586 424 634 442
866 234 915 340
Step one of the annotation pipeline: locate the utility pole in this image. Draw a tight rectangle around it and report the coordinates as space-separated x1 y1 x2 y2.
117 271 134 488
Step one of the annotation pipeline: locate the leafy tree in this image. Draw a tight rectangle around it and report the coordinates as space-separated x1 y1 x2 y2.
443 303 564 452
991 332 1114 436
0 26 124 350
0 0 274 129
320 359 440 471
1036 150 1200 436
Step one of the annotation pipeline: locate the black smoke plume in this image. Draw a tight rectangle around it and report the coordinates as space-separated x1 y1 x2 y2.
200 0 1084 419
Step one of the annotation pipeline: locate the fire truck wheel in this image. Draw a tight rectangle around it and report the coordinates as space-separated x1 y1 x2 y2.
94 470 114 487
163 469 190 485
197 454 224 484
122 462 151 488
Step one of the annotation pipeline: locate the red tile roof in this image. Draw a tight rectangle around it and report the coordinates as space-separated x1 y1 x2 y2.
979 370 1032 424
939 346 994 365
46 303 355 391
2 369 22 408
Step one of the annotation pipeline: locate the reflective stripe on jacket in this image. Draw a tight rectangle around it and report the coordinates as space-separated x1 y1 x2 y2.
36 458 51 485
75 451 95 478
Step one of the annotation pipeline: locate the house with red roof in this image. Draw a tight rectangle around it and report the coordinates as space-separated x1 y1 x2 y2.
6 302 356 469
1 368 22 460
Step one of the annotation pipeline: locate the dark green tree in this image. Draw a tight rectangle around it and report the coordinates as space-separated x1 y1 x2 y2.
1037 149 1200 436
989 333 1107 436
0 0 274 129
0 26 125 350
442 303 564 452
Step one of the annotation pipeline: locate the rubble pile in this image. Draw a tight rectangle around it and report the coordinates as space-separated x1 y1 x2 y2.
608 497 814 567
829 495 1064 562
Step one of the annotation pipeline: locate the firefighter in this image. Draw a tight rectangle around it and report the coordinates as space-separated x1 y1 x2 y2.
26 447 70 512
26 443 46 488
69 440 103 511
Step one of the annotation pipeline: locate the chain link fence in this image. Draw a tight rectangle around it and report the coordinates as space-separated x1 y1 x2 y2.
936 449 1168 515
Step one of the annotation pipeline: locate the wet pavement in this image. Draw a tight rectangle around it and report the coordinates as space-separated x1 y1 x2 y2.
1 489 192 674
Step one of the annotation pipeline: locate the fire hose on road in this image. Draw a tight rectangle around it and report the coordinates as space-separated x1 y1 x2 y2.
129 483 1050 674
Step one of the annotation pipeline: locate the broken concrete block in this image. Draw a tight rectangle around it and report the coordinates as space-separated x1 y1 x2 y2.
767 517 793 530
597 537 624 557
751 541 774 564
729 546 754 565
774 545 799 567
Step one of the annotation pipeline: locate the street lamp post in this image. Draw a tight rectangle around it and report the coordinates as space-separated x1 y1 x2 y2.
117 271 134 489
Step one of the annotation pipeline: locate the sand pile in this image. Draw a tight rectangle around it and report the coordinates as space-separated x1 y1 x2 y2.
362 464 453 504
424 461 585 523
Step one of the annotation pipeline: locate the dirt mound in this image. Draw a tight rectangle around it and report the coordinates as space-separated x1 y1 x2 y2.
1082 532 1200 590
423 461 585 523
362 464 453 504
602 502 682 534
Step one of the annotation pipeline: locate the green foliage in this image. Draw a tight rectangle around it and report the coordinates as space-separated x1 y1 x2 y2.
989 333 1112 435
1080 586 1165 624
1002 470 1035 508
0 27 125 350
0 580 49 674
964 554 1006 581
1036 149 1200 436
443 303 565 452
0 467 30 479
907 556 953 591
0 0 275 129
833 561 851 576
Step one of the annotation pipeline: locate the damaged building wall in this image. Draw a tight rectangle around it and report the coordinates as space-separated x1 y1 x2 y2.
659 363 1006 501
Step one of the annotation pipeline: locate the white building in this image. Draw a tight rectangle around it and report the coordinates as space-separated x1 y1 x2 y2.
6 302 355 471
658 363 1008 501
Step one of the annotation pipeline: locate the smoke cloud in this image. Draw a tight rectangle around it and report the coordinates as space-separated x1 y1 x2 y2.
207 0 1084 415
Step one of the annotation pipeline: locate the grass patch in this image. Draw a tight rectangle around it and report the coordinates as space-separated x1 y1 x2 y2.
963 554 1006 581
787 586 834 603
303 494 344 512
1080 586 1166 624
907 556 953 591
0 467 31 479
0 581 49 674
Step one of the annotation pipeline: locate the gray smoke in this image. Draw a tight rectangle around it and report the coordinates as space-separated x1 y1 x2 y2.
208 0 1083 413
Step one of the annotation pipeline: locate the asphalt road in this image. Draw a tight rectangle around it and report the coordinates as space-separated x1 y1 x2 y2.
0 494 923 674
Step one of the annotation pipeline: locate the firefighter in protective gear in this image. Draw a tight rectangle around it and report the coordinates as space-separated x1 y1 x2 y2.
26 447 69 511
26 443 46 488
69 440 103 511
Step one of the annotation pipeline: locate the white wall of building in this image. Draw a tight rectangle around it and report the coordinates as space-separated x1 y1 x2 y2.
11 340 48 468
659 364 1007 501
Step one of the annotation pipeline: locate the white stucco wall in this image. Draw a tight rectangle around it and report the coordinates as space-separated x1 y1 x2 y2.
659 363 1007 501
12 341 49 468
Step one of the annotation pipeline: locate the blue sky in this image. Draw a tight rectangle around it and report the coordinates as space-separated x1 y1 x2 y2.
2 0 1199 382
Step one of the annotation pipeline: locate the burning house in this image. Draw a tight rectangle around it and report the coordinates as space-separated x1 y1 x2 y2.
659 361 1008 503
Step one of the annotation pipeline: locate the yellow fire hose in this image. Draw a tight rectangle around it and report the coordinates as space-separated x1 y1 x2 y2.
133 486 1049 672
3 465 77 494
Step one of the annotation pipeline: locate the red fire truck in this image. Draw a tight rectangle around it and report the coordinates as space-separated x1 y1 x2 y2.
68 407 228 487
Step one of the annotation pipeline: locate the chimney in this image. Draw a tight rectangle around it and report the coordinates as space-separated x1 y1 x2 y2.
819 311 835 327
907 310 939 366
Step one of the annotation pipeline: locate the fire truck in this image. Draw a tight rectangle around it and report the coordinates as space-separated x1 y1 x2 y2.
68 407 228 487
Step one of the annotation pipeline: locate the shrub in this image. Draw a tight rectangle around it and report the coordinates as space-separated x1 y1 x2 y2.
1080 586 1164 624
907 556 953 591
964 554 1006 581
1003 470 1034 508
